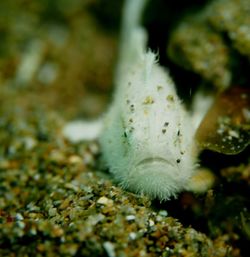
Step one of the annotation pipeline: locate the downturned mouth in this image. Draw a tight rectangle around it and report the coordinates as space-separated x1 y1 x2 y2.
136 157 174 167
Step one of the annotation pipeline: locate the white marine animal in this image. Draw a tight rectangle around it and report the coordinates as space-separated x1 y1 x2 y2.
63 0 200 200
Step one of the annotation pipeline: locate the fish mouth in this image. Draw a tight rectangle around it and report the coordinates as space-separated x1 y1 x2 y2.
136 157 174 168
128 156 180 197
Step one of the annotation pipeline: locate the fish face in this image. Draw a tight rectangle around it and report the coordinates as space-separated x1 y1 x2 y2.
100 62 196 200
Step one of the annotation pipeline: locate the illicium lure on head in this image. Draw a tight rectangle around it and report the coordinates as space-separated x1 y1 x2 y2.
63 0 198 200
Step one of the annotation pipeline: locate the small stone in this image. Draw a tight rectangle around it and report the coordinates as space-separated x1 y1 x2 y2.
23 136 37 150
87 213 105 226
228 130 239 138
97 196 113 206
48 208 57 217
103 242 116 257
129 232 137 240
159 210 168 217
49 150 65 163
15 213 24 221
17 221 25 229
52 226 64 237
149 219 155 227
68 155 82 165
126 215 136 221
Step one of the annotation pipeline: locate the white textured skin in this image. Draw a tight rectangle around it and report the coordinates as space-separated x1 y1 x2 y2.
99 0 197 200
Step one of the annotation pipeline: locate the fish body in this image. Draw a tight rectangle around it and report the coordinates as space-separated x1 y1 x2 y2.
99 0 197 200
63 0 198 200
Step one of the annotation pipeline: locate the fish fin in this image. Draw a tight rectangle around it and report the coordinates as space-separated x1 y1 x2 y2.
62 119 103 143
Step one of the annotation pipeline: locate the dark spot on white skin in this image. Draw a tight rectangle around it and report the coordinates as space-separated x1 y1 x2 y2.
176 159 181 163
164 122 169 127
162 129 166 134
157 85 163 91
143 96 154 104
166 95 174 102
129 127 134 133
